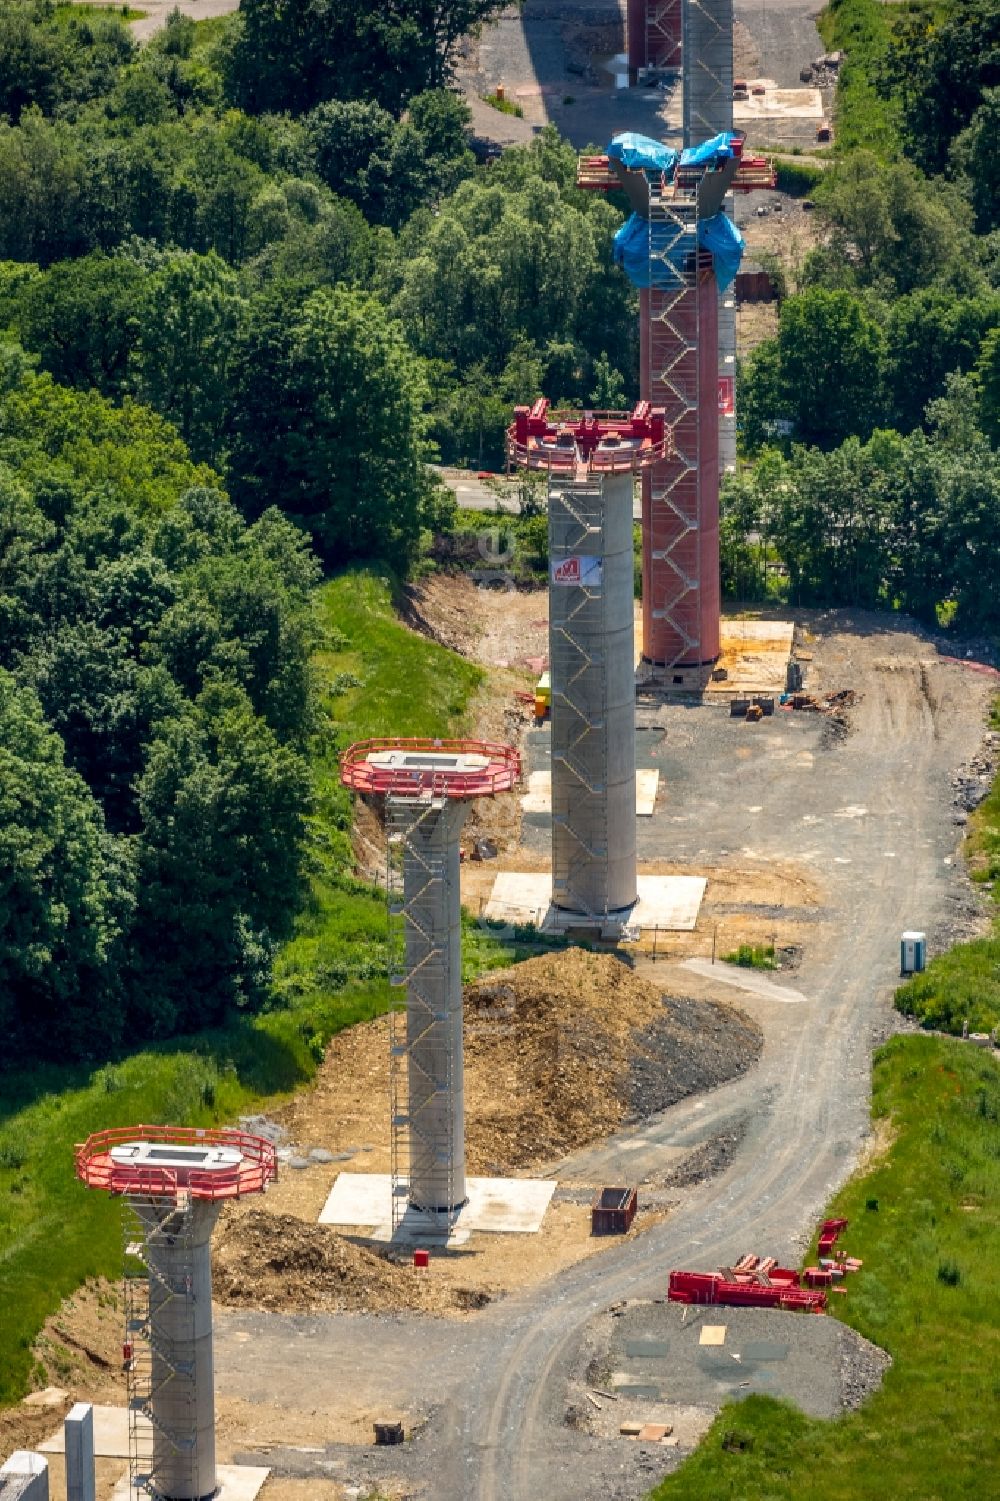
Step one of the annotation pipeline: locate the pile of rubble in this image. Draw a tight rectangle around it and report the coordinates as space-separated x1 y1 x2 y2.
951 731 1000 813
213 1209 487 1315
800 51 844 88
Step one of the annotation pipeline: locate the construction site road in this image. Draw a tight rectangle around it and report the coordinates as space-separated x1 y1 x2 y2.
214 619 995 1501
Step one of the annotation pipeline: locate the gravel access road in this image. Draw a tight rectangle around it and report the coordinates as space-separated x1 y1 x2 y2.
216 616 994 1501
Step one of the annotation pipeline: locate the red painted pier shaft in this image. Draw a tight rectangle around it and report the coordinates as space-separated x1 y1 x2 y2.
640 261 722 667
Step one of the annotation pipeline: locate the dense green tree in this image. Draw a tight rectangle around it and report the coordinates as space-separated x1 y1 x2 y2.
130 250 246 464
951 89 1000 235
884 0 1000 173
978 325 1000 444
133 681 311 1031
808 153 976 296
304 90 473 228
0 671 129 1054
12 250 144 395
777 289 885 448
392 141 634 401
884 288 1000 435
0 0 133 123
228 286 430 569
225 0 504 116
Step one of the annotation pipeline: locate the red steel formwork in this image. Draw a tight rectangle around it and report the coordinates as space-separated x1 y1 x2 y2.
628 0 682 76
641 253 722 667
340 737 521 800
668 1269 828 1312
508 399 669 474
75 1124 277 1201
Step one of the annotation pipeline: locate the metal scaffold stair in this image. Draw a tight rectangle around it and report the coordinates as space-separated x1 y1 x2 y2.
547 473 613 913
646 171 703 671
121 1196 199 1501
386 795 458 1233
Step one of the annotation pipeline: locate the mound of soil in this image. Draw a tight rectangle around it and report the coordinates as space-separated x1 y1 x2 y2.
213 1210 486 1316
464 950 762 1171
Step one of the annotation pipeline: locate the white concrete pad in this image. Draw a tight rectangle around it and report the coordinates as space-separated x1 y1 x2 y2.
521 769 659 816
484 873 706 932
734 80 823 120
682 958 811 1004
41 1406 145 1457
319 1173 556 1241
699 1325 727 1346
636 768 660 816
112 1464 269 1500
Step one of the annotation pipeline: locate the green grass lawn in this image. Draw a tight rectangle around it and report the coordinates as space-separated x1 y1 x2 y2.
0 564 508 1405
897 699 1000 1036
650 1034 1000 1501
817 0 939 156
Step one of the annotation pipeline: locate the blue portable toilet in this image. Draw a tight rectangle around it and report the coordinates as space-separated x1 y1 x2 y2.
900 931 926 975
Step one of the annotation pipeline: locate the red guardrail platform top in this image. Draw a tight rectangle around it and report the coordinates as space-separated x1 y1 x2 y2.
340 737 521 799
75 1124 277 1202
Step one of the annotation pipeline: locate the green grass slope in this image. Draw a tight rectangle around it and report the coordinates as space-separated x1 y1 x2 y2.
650 1034 1000 1501
0 564 495 1404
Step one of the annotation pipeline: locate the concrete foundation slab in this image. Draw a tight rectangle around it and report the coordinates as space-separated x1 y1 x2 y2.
41 1408 145 1459
521 769 659 817
637 618 794 697
682 958 810 1003
484 873 706 932
111 1464 269 1501
734 80 823 120
319 1173 556 1241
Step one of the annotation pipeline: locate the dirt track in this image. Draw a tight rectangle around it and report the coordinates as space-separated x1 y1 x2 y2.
205 612 994 1500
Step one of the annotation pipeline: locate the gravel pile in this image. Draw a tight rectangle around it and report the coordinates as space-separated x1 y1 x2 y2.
837 1323 893 1410
214 1210 485 1316
464 951 762 1171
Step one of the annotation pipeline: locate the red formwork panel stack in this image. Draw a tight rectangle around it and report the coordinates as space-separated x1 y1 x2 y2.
667 1269 827 1312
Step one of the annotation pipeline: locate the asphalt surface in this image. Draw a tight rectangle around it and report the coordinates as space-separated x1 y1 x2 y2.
216 617 993 1500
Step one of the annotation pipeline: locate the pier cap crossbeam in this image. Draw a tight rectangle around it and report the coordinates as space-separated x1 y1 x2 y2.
340 737 520 800
507 399 669 474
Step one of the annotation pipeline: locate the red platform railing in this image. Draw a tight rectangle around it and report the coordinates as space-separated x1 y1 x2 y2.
75 1124 277 1201
507 399 669 474
340 737 521 799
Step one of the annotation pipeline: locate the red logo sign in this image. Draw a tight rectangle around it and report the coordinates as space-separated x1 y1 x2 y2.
552 557 581 584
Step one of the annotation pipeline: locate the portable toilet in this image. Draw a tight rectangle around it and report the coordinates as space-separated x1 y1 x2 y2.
900 931 926 975
534 670 551 721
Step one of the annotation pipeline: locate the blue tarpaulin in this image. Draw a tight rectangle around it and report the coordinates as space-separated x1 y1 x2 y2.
607 133 678 175
612 210 745 292
612 213 654 287
697 211 745 293
678 132 741 168
608 130 746 291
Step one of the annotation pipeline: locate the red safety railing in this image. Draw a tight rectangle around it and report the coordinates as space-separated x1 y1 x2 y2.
75 1124 277 1202
340 737 521 799
507 399 669 475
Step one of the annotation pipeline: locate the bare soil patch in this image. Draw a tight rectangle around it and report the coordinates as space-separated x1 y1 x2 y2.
213 1211 485 1316
465 950 762 1171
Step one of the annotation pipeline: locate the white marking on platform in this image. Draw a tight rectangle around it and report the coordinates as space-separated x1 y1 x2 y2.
484 873 706 931
319 1173 556 1240
682 958 811 1004
113 1464 269 1500
521 769 659 816
835 805 868 819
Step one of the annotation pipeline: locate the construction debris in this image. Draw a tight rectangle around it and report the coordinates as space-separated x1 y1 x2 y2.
464 951 762 1171
213 1210 485 1315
